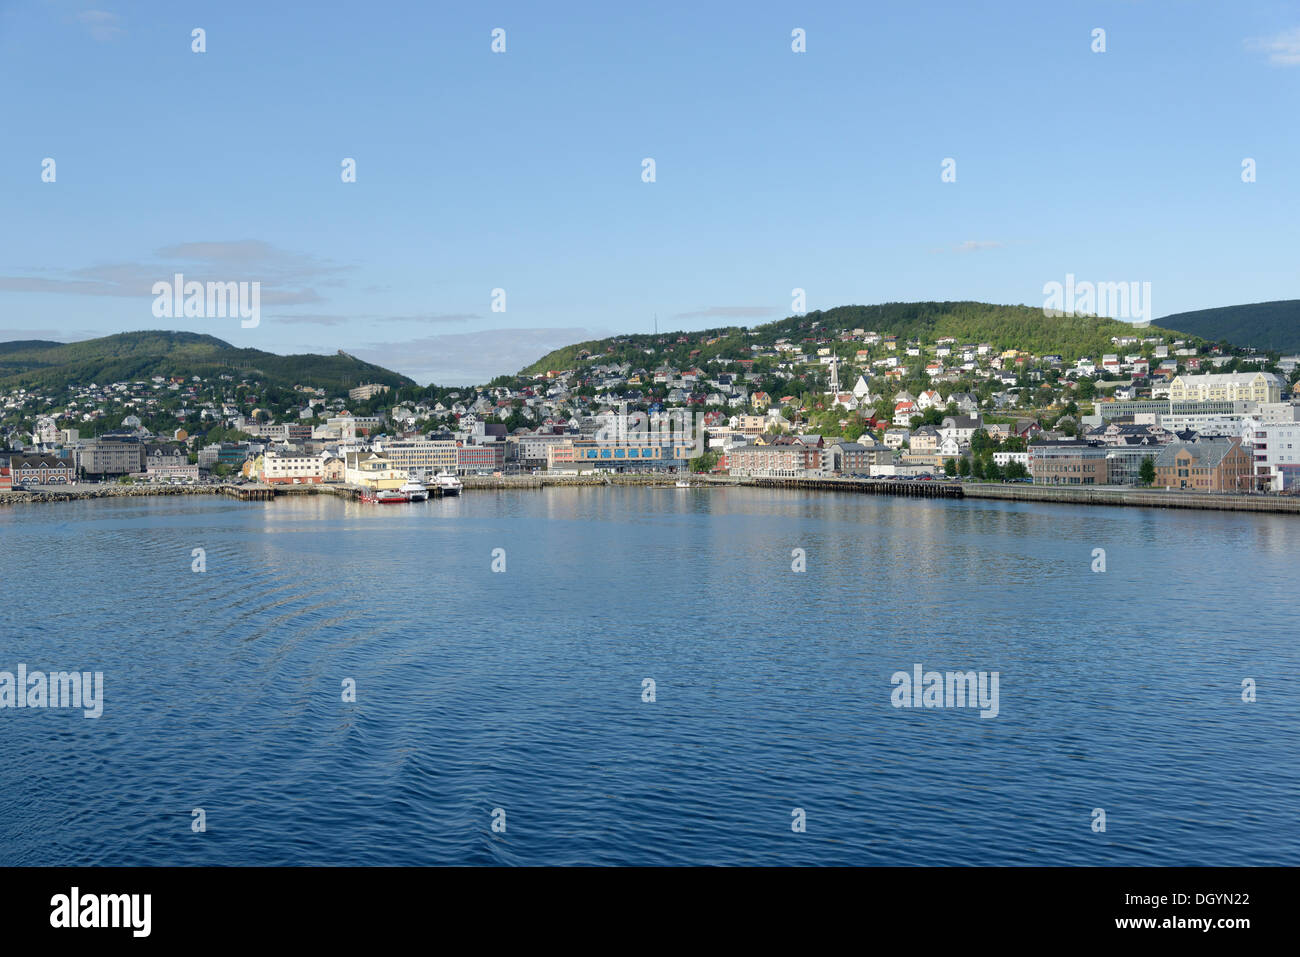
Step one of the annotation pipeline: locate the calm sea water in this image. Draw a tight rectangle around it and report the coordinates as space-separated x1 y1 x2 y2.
1 488 1296 866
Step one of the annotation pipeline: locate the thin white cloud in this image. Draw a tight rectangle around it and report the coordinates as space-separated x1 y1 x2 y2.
0 241 346 306
74 9 125 42
1246 28 1300 65
268 312 479 327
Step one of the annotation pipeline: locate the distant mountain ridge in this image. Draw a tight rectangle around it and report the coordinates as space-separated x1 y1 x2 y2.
0 331 415 393
1157 300 1300 354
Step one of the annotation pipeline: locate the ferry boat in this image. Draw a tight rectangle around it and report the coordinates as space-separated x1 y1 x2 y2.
399 479 429 502
434 471 463 496
361 488 410 504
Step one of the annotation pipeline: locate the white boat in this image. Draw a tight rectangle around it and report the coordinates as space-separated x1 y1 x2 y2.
675 480 691 488
399 479 429 502
434 470 463 495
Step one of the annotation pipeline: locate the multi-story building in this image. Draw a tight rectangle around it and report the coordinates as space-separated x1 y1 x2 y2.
456 443 505 474
348 383 391 402
546 441 578 471
376 438 457 476
10 453 76 485
261 451 326 484
1154 437 1253 492
1104 446 1159 486
726 442 807 478
144 443 198 480
513 432 577 470
1028 440 1110 485
75 436 146 478
1251 423 1300 491
1168 372 1283 404
197 443 253 472
567 438 693 473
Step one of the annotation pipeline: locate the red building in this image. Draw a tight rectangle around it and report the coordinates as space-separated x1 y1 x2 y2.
9 454 75 485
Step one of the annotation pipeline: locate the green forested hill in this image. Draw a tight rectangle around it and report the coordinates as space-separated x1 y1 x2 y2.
1157 300 1300 353
0 331 414 393
521 301 1188 375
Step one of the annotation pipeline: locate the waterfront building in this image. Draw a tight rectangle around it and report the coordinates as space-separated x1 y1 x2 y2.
1251 423 1300 491
1105 445 1159 486
1028 440 1109 485
10 453 75 485
1153 437 1253 492
75 436 146 478
261 451 326 484
726 441 807 478
375 438 457 476
456 443 505 474
144 443 198 481
546 441 578 471
343 451 408 490
569 437 696 473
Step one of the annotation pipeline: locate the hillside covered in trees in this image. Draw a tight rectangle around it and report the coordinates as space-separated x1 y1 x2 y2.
0 331 414 393
1157 300 1300 353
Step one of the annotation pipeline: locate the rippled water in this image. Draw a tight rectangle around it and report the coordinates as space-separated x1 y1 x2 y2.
1 488 1296 865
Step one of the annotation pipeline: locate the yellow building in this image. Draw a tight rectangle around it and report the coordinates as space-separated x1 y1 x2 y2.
1168 372 1282 404
343 451 408 490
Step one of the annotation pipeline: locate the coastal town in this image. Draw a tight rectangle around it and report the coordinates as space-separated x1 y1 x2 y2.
2 322 1299 498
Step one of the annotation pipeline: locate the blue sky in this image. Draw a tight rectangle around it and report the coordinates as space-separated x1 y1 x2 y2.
2 0 1298 384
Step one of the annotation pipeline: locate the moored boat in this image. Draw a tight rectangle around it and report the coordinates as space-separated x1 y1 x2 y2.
399 479 429 502
434 470 463 496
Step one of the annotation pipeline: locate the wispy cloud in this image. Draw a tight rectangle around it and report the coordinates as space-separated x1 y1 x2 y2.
268 312 479 327
1246 28 1300 65
673 306 778 320
0 241 346 307
74 9 125 42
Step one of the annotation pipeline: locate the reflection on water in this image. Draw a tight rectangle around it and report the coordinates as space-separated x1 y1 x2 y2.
0 489 1296 865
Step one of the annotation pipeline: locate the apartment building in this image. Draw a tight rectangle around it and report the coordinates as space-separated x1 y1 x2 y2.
347 383 391 402
1251 423 1300 491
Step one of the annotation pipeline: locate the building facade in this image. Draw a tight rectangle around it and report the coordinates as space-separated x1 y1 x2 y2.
1154 437 1253 492
1028 441 1109 485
